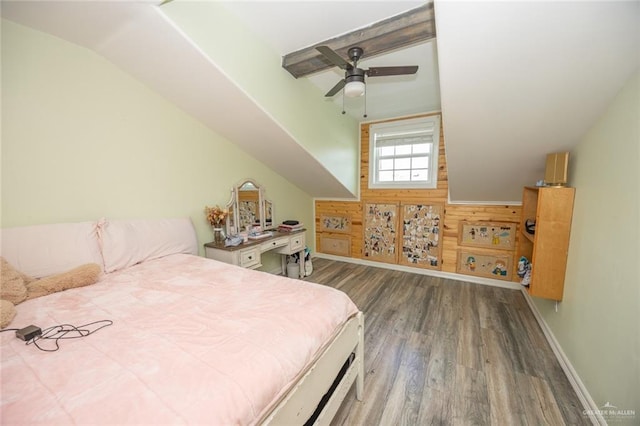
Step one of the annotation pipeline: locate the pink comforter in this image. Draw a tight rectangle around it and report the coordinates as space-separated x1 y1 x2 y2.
1 254 359 425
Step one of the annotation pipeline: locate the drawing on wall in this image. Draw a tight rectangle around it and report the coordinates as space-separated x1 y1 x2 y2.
456 249 513 281
399 203 443 270
363 203 398 263
458 221 517 250
320 214 351 234
320 235 351 257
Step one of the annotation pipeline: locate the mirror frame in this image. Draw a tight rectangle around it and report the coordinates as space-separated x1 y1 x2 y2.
226 179 275 236
224 191 236 237
264 198 273 230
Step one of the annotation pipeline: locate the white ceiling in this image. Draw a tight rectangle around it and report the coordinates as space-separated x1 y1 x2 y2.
436 0 639 202
2 1 638 203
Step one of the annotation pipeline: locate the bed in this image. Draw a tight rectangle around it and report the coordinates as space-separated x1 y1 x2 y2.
0 218 364 425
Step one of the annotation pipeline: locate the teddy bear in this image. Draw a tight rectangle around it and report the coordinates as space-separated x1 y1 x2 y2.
0 299 18 330
0 257 31 328
0 257 102 329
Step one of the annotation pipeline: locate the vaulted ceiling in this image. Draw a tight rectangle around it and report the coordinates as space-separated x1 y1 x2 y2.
436 1 639 202
220 1 438 122
2 1 638 203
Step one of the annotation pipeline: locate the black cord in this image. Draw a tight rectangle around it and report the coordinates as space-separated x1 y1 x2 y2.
1 328 20 332
25 320 113 352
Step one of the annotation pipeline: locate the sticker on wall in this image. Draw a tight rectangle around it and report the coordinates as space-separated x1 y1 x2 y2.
458 221 517 251
456 249 513 281
320 214 351 234
399 203 443 270
363 203 399 264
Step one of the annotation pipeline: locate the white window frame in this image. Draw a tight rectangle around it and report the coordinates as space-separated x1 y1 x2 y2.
368 115 441 189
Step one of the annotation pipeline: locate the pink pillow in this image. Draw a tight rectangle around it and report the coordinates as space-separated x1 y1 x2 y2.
98 218 197 273
0 222 103 278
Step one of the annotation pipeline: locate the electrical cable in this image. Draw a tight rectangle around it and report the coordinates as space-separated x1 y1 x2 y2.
25 320 113 352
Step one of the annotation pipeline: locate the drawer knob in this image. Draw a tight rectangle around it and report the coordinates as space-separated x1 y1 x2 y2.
248 256 252 260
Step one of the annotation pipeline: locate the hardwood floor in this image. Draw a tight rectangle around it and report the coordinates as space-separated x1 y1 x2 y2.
304 258 591 426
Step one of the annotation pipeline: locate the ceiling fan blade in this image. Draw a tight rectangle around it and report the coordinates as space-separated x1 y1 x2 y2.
316 46 352 70
325 79 346 97
366 66 419 77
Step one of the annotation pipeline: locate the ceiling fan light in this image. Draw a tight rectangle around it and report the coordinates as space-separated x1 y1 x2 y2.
344 81 365 98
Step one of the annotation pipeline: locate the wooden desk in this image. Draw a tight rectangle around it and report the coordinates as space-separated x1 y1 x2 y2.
204 229 306 278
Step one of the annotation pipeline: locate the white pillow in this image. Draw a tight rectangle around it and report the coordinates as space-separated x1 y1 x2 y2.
0 221 103 278
99 218 198 273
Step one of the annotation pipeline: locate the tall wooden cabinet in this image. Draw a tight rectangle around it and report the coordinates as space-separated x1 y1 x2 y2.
517 186 575 300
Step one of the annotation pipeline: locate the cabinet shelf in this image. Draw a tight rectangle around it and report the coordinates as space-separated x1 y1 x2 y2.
516 186 575 301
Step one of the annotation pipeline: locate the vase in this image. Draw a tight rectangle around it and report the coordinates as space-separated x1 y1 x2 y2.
213 227 225 243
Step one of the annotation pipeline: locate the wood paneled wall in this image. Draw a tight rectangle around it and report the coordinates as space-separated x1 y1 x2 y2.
315 113 522 279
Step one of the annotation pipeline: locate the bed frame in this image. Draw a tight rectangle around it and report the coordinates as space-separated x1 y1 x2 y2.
1 218 365 425
261 312 365 425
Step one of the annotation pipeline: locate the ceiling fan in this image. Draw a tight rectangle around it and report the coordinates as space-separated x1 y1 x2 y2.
316 45 419 98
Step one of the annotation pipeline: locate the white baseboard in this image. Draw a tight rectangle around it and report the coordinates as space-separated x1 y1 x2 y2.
312 252 521 290
312 252 602 425
519 290 604 426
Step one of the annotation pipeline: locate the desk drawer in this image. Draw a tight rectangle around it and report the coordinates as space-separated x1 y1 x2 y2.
274 233 306 255
289 234 305 252
239 248 261 268
261 237 288 252
320 235 351 256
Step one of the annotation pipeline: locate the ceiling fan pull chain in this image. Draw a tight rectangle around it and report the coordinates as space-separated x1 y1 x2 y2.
342 90 346 115
363 89 368 118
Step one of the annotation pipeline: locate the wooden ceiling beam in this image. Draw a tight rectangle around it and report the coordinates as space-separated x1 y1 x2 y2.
282 3 436 79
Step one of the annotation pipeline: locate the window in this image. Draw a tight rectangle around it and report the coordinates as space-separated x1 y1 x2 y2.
369 115 440 189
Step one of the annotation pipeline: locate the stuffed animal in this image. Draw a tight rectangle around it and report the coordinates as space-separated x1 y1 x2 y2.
1 258 32 328
26 263 102 299
0 257 31 305
0 299 17 330
0 257 102 329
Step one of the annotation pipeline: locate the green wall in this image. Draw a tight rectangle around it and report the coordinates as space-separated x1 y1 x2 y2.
534 72 639 420
1 19 313 262
162 2 360 195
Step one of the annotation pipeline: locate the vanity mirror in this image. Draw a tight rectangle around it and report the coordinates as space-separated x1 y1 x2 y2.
264 199 273 229
225 179 275 236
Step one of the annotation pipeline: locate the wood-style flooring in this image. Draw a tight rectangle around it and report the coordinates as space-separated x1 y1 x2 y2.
304 258 591 426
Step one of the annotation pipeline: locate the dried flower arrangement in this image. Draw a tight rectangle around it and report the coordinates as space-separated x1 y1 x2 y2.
205 205 228 228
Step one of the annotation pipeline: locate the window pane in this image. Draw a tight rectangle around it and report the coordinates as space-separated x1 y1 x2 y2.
394 170 411 181
379 170 394 182
379 146 394 157
369 116 440 189
412 143 430 154
411 169 429 181
395 145 411 156
395 158 411 170
379 159 394 170
412 156 429 169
